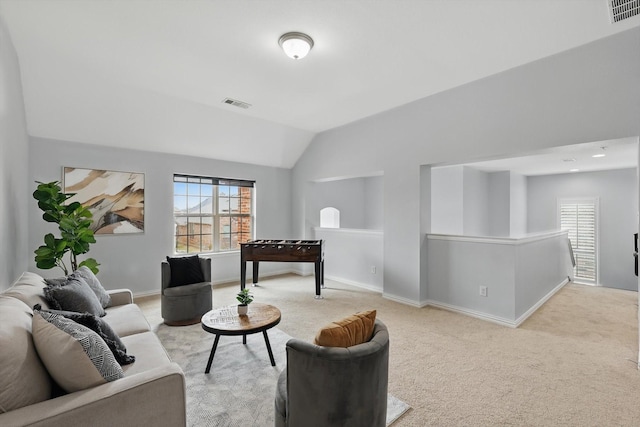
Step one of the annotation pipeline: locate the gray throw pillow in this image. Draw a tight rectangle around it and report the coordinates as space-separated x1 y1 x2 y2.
73 266 111 308
44 276 106 317
46 267 111 309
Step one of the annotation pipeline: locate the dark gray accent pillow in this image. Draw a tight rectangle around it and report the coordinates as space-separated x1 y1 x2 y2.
44 276 106 317
46 268 111 309
33 305 135 366
73 267 111 308
166 255 204 287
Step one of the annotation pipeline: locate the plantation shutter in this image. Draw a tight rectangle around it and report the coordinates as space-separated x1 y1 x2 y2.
560 199 597 283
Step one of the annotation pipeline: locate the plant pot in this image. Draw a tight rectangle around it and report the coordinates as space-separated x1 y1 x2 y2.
237 304 248 315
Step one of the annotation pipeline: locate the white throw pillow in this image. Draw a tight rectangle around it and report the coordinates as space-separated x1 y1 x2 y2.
32 311 124 393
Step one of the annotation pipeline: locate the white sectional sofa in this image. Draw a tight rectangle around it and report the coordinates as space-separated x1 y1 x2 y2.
0 271 186 426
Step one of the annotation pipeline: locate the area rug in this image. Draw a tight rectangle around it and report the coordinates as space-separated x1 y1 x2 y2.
156 323 410 426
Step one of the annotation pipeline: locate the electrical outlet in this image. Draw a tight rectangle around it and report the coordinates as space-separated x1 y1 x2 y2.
371 266 376 274
479 286 488 297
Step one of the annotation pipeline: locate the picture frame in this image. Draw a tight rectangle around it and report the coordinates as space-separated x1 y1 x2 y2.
63 167 145 235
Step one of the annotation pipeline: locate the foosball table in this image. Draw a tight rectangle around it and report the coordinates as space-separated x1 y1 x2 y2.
240 239 324 298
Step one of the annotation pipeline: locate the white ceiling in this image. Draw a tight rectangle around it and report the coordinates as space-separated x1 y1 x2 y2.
1 0 639 168
437 137 639 176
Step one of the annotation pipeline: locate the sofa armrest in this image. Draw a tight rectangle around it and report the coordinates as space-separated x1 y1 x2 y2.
107 288 134 306
0 363 186 427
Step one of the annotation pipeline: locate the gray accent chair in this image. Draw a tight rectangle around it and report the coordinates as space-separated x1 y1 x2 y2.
275 319 389 427
161 257 212 326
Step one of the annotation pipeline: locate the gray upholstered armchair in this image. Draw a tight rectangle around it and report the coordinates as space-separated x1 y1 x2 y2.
161 256 212 326
275 319 389 427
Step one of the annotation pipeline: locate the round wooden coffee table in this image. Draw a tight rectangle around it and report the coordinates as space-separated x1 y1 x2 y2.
201 303 281 374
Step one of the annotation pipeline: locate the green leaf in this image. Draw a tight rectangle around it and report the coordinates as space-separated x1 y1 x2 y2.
44 233 55 248
78 258 100 274
42 212 58 223
66 201 82 212
35 259 57 270
34 246 54 257
55 239 67 252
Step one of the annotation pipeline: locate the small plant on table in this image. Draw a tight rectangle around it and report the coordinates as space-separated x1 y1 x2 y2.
236 288 254 315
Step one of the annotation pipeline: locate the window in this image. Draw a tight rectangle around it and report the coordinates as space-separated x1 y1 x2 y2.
559 198 598 284
173 174 254 254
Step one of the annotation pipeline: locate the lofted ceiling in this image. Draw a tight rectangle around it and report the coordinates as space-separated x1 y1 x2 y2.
1 0 639 168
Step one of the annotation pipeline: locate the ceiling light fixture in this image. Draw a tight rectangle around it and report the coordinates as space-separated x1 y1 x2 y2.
570 169 580 172
278 32 314 60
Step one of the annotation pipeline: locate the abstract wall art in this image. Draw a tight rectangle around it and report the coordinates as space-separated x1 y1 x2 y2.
63 167 145 235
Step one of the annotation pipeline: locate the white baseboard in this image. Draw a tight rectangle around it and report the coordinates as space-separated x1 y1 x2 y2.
425 300 518 327
211 268 298 288
132 269 299 298
513 277 569 327
324 274 382 293
382 292 423 308
133 289 161 299
425 277 570 328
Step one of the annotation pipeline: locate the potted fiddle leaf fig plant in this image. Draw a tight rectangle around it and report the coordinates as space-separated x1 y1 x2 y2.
236 288 254 315
33 181 100 275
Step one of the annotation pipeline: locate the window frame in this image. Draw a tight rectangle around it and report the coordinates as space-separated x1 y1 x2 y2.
173 174 255 255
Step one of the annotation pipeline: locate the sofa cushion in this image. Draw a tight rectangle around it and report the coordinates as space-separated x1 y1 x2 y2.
32 311 124 393
103 303 151 337
0 297 51 413
166 255 204 287
314 309 377 348
44 275 106 317
2 271 51 309
35 305 135 365
120 332 172 377
163 281 211 297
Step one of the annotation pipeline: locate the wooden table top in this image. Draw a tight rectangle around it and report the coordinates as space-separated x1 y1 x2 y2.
201 303 281 336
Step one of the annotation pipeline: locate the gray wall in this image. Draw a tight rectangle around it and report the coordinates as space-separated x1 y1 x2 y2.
431 165 464 234
527 168 638 291
510 172 527 237
28 137 292 295
293 27 640 305
309 176 383 230
463 166 490 236
488 171 510 237
0 17 29 290
364 176 384 230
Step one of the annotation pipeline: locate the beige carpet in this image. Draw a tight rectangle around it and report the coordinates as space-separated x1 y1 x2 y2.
155 323 408 426
138 274 640 426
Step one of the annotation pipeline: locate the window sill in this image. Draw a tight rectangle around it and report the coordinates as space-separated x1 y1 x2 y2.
173 250 241 258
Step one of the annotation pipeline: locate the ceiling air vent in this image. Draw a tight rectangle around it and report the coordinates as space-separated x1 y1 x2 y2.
608 0 639 23
222 98 251 109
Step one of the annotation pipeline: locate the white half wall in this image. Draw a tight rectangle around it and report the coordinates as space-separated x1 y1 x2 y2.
313 227 383 292
426 231 573 326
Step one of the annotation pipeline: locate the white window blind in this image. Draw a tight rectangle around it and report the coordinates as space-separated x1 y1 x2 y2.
560 199 597 283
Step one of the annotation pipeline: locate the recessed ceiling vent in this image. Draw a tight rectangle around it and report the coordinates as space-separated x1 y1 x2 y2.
222 98 251 109
608 0 639 23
